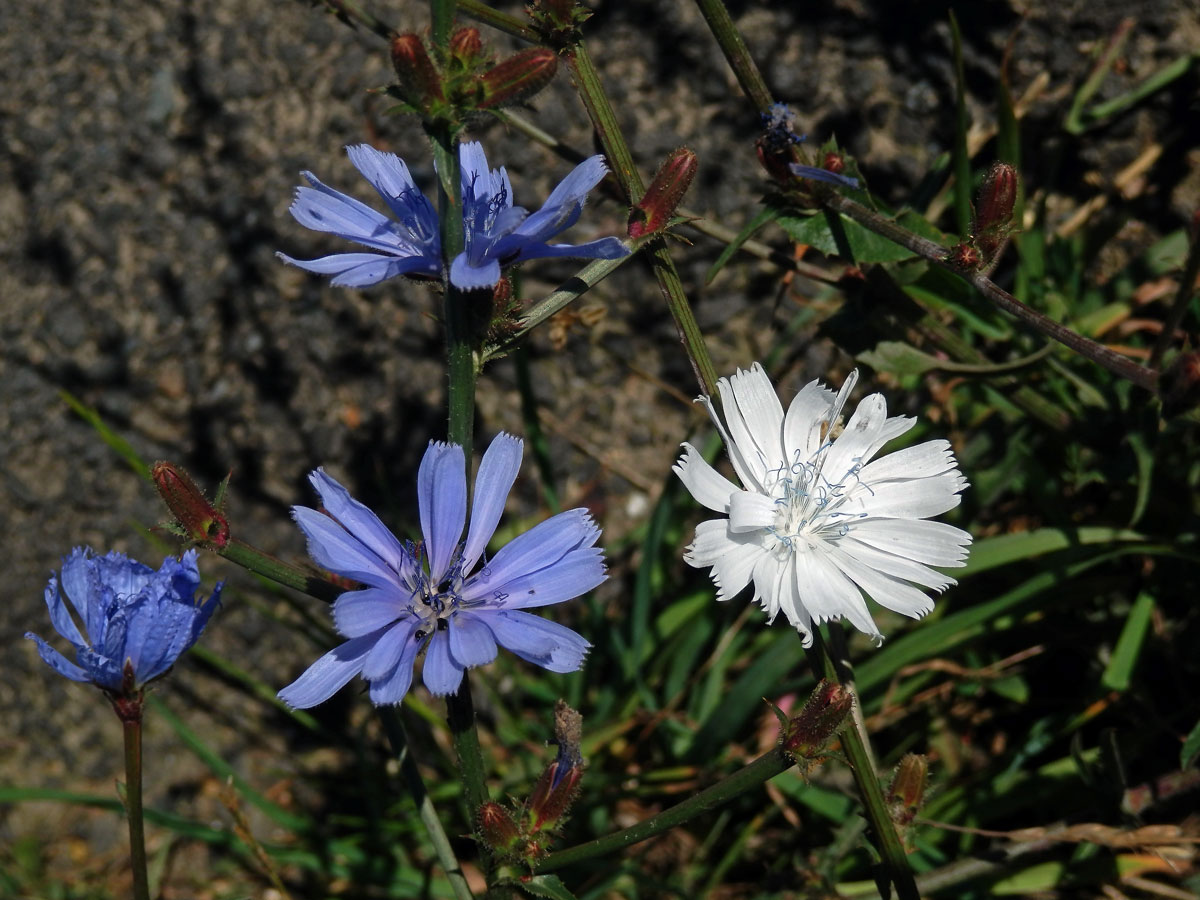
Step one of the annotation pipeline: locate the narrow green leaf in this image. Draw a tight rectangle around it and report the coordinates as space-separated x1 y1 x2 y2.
149 696 311 831
960 527 1147 577
59 389 151 480
1181 718 1200 769
1101 592 1155 691
705 205 780 283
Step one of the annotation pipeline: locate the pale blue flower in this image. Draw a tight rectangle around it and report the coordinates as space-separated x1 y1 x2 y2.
277 144 441 287
450 142 630 290
26 549 222 693
279 433 603 708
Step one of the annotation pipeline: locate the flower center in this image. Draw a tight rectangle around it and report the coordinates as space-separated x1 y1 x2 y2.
767 446 867 552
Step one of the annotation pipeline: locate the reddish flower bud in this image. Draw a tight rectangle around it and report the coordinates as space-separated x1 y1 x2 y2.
823 151 846 175
477 802 522 854
1160 350 1200 418
781 680 853 760
449 27 483 65
974 162 1018 237
152 462 230 549
946 241 982 270
887 753 929 826
477 48 558 109
628 147 698 239
390 33 444 110
527 700 584 832
973 162 1019 263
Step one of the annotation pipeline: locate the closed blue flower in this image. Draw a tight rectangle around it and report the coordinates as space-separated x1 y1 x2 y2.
26 549 222 694
450 141 630 290
279 433 604 708
277 144 442 287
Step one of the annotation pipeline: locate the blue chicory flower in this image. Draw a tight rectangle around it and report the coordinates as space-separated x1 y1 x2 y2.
278 142 629 292
25 548 222 694
449 141 630 290
277 144 442 287
279 433 604 708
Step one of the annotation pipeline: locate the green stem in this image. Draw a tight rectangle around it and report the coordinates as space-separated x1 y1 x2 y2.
218 538 344 604
456 0 538 42
692 0 773 112
119 700 150 900
378 708 475 900
430 0 456 47
535 748 793 873
822 191 1159 392
445 674 490 838
805 633 918 900
428 126 477 450
564 41 718 397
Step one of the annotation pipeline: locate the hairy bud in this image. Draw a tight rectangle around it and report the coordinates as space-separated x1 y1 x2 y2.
477 802 522 855
629 148 697 239
478 48 558 109
152 462 230 549
887 753 929 826
390 33 444 111
973 162 1019 264
781 680 853 760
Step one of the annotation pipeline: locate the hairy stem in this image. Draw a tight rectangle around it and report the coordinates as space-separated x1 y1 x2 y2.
119 703 150 900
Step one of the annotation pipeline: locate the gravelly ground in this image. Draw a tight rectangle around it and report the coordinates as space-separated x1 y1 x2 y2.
3 0 1197 894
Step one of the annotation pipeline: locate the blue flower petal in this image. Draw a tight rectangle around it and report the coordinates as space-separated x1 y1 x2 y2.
505 236 629 265
788 163 860 189
475 609 590 673
292 505 397 590
367 629 424 705
464 508 600 594
309 469 410 576
417 442 466 584
362 618 420 681
333 587 408 637
345 144 438 237
461 433 523 572
470 547 606 610
25 633 91 683
60 548 106 645
422 632 465 696
449 254 503 291
447 614 498 668
278 630 382 709
42 574 85 648
277 252 439 286
289 179 415 254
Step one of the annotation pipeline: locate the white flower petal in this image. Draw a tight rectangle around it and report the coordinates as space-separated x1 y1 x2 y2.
848 518 972 567
836 536 957 591
825 544 937 619
686 519 768 601
673 442 737 513
783 379 836 460
822 392 887 484
726 362 784 473
858 439 958 484
728 490 777 533
839 470 967 519
795 543 881 640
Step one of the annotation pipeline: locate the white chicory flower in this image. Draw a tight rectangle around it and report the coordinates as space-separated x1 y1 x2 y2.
674 363 971 646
